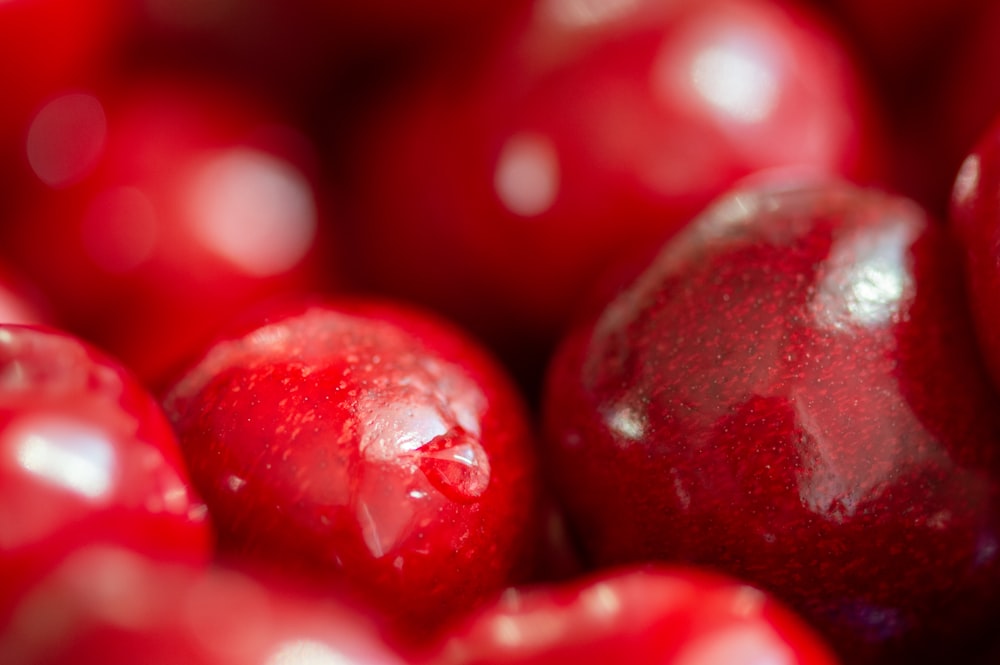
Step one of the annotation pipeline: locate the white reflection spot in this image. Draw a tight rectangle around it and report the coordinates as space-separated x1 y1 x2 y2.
227 475 247 492
494 133 560 217
184 149 317 276
81 187 159 273
689 42 778 123
27 92 107 188
813 221 915 331
537 0 640 29
266 640 355 665
491 616 524 647
954 154 980 208
674 625 794 665
15 424 115 499
580 583 622 618
606 404 646 442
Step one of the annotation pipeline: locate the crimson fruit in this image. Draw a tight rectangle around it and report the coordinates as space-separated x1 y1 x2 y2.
162 300 541 640
0 325 212 623
0 545 407 665
0 77 334 385
542 178 1000 663
349 0 883 360
428 565 839 665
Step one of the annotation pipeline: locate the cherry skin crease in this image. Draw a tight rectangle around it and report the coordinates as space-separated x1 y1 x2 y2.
162 300 542 641
0 325 213 624
428 566 839 665
0 546 409 665
542 179 1000 664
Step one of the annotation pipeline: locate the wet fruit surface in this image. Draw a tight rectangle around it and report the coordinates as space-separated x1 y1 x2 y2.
542 179 1000 663
163 300 541 640
430 566 839 665
0 325 212 622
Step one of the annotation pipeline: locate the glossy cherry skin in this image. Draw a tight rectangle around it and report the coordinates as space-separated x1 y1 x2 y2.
0 546 409 665
162 299 541 641
0 77 335 385
427 566 839 665
0 325 212 624
349 0 882 366
542 180 1000 663
0 267 45 326
949 119 1000 395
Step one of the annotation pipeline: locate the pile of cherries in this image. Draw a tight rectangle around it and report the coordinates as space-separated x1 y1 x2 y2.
5 0 1000 663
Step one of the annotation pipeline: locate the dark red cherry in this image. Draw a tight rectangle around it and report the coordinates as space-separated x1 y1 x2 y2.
428 566 839 665
349 0 883 366
542 179 1000 663
0 325 212 623
0 77 335 384
162 300 541 641
0 546 409 665
949 118 1000 395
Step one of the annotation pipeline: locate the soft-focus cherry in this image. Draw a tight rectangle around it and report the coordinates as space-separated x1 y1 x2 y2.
349 0 883 370
0 325 212 624
162 299 541 641
0 545 409 665
0 77 335 384
542 179 1000 663
428 566 839 665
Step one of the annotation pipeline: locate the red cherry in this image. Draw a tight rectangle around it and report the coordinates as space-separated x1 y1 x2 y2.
0 267 46 326
1 77 335 384
0 546 409 665
162 299 541 640
0 325 212 623
542 179 1000 663
428 566 839 665
349 0 883 364
949 118 1000 394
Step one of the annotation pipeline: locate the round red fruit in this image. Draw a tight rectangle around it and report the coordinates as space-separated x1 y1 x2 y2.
163 300 541 640
0 325 212 622
429 566 839 665
542 179 1000 663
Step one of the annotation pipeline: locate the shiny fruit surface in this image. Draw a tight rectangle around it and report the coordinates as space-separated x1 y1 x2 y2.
0 546 408 665
430 566 839 665
351 0 882 358
163 300 541 639
0 325 212 622
950 118 1000 395
1 78 332 385
542 179 1000 663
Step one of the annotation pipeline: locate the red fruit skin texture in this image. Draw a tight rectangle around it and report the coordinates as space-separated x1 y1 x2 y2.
950 120 1000 397
542 180 1000 663
0 545 409 665
162 300 541 641
0 326 213 623
350 0 883 360
0 77 333 385
428 566 840 665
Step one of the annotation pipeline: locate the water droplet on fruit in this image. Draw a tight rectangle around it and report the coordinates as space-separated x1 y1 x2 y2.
414 427 491 502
